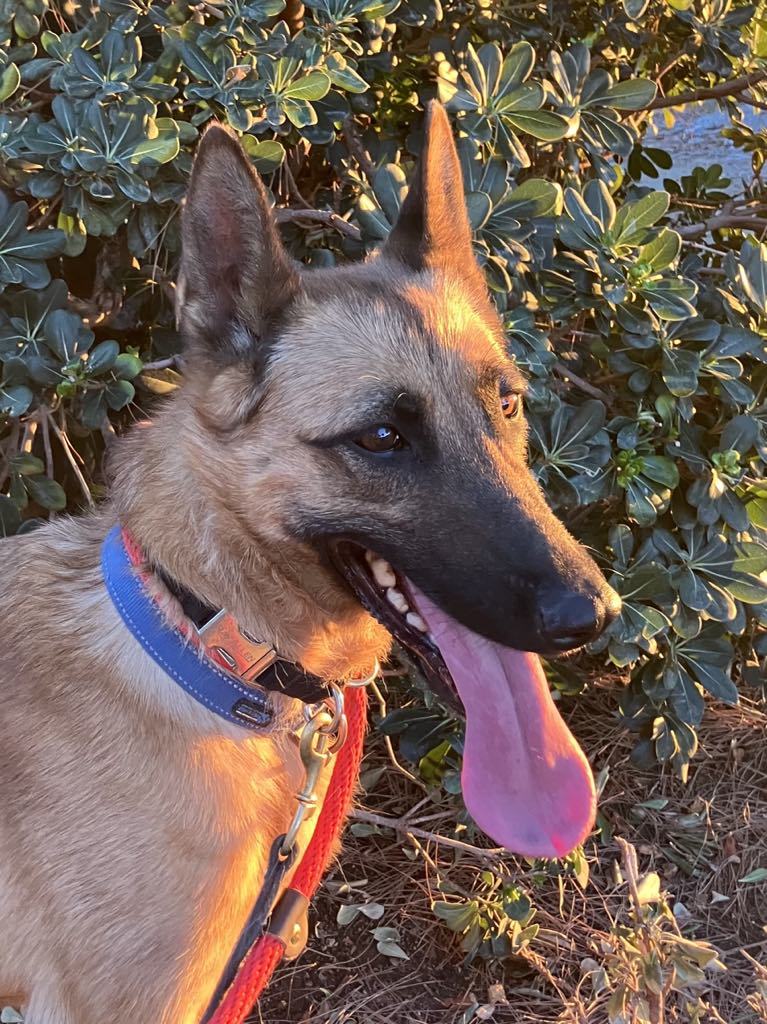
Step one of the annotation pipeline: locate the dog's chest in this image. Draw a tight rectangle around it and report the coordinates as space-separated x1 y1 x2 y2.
156 731 330 1022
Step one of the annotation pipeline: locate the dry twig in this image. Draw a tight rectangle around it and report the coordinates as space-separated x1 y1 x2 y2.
275 207 362 240
46 407 95 508
350 808 509 862
343 115 377 179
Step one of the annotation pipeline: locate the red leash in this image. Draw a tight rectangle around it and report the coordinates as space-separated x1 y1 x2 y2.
207 685 368 1024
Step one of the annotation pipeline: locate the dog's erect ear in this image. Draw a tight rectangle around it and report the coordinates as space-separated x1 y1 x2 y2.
179 124 299 361
383 102 480 282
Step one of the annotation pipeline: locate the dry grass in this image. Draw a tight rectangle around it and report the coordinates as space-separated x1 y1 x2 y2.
256 680 767 1024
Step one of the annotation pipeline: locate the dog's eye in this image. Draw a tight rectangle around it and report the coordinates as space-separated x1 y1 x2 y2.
501 391 523 420
355 424 404 453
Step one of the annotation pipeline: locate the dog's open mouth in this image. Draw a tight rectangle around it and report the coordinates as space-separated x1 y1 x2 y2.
331 540 597 859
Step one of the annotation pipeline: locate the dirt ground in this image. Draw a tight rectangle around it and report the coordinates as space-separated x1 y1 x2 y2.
255 680 767 1024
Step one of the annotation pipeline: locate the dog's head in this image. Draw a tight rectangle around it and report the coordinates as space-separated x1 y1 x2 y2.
177 103 621 857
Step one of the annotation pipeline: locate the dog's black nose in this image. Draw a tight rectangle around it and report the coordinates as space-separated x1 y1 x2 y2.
537 587 622 651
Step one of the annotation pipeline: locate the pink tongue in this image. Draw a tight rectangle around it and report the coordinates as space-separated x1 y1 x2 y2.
410 586 596 858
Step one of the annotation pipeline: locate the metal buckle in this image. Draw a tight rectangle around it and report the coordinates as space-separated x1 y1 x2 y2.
196 610 278 682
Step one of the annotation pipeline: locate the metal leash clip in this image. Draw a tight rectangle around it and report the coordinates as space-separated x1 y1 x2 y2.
280 662 379 862
280 683 346 860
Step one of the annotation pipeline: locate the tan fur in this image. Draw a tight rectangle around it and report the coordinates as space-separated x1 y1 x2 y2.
0 107 607 1023
1 259 501 1020
0 250 508 1022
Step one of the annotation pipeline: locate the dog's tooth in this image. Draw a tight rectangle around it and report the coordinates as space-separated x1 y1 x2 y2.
386 588 409 614
406 611 428 633
371 558 396 589
365 550 376 565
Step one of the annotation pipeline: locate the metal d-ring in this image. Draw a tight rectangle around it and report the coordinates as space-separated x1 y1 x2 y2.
345 659 380 688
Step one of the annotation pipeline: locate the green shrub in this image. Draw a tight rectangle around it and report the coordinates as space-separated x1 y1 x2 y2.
0 0 765 772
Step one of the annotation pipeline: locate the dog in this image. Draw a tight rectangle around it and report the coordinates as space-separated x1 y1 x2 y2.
0 101 620 1023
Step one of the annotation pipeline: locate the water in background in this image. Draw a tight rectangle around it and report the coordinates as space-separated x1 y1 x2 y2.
643 100 767 190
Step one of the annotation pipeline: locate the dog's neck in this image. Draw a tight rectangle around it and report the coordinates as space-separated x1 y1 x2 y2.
109 394 389 682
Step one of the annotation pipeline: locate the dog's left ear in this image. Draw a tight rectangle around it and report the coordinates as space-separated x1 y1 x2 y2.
179 124 300 362
383 102 482 288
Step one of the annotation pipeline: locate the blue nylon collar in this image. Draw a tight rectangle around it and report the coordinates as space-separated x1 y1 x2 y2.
101 525 273 730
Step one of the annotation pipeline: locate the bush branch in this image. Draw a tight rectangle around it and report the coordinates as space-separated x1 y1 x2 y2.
553 362 610 402
0 420 21 492
677 214 767 238
343 115 377 179
46 408 95 509
275 207 361 240
350 808 509 862
141 357 178 372
647 69 767 110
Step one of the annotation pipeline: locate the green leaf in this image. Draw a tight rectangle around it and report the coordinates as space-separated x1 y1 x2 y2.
739 868 767 884
584 179 616 230
282 71 331 102
737 241 767 313
681 653 738 705
623 0 650 17
44 309 94 362
0 494 20 537
372 926 409 959
87 340 119 373
241 137 285 173
357 0 400 16
747 498 767 529
10 453 44 476
105 379 135 410
641 455 679 488
466 191 492 229
506 109 570 141
131 119 180 166
564 187 605 241
336 904 360 925
180 42 220 85
603 79 657 111
26 476 67 511
113 352 143 380
0 385 33 416
497 41 535 90
625 479 659 526
80 390 107 428
670 667 705 727
2 225 66 262
57 211 88 258
282 97 317 128
326 53 368 94
661 347 700 396
503 890 532 921
507 179 563 218
0 62 21 103
433 900 479 932
613 192 670 246
638 228 680 271
642 277 697 321
373 164 407 225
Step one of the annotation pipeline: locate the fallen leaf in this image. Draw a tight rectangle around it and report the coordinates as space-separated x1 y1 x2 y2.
723 834 738 859
739 868 767 884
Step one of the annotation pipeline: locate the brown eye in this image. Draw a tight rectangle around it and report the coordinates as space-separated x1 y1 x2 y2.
501 391 522 420
355 424 404 453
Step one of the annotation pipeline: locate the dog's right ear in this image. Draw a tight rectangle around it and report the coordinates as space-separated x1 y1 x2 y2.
382 101 482 291
179 124 299 363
